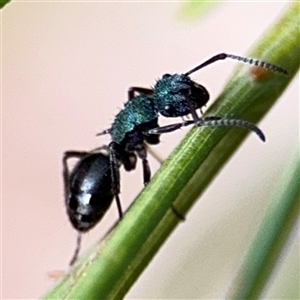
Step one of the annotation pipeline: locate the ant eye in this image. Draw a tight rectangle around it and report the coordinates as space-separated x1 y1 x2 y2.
164 104 177 116
162 74 171 79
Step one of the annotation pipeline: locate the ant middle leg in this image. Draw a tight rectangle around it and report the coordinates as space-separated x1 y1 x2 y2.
136 145 151 186
137 145 185 221
108 142 123 219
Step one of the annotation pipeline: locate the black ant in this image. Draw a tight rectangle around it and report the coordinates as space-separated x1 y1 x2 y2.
63 53 288 265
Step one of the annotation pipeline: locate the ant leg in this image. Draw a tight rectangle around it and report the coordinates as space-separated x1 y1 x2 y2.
128 87 153 100
69 232 82 266
136 145 151 185
95 143 123 219
90 145 110 153
96 129 111 136
63 146 111 189
108 142 123 219
139 145 185 221
143 145 184 216
142 158 151 185
145 144 165 165
63 150 91 266
188 102 201 123
63 151 91 205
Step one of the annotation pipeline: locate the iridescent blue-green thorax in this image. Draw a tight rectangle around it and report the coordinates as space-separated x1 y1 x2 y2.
110 95 158 144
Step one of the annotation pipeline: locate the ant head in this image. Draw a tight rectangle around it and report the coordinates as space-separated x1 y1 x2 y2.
153 73 209 118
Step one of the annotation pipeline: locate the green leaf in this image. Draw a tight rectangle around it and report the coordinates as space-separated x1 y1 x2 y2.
0 0 11 10
177 1 220 22
227 151 300 299
43 3 299 299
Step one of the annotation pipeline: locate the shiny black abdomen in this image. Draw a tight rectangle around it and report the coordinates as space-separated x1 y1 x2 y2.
66 153 114 232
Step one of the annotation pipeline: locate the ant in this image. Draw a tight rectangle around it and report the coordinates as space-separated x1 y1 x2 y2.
63 53 288 265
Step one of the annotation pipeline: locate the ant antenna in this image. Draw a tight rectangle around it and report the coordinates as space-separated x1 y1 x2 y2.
69 232 82 266
148 117 265 141
185 53 289 76
196 117 266 141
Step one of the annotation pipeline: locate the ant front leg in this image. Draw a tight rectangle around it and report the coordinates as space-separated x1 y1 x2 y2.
128 87 153 101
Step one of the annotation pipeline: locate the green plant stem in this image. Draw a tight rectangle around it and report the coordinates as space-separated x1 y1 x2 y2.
227 151 300 299
44 3 299 299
